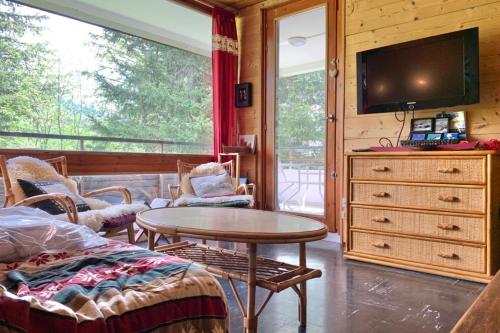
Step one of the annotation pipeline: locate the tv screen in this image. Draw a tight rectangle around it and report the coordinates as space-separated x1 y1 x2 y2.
357 28 479 114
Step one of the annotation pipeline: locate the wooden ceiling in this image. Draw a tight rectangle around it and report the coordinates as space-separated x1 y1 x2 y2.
213 0 266 9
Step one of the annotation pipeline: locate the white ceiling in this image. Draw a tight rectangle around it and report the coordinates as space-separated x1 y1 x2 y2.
278 6 326 77
18 0 212 56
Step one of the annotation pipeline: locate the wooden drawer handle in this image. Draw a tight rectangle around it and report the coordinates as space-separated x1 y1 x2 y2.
372 192 389 198
371 217 389 223
372 166 389 172
437 223 458 231
438 195 459 203
372 241 388 249
437 252 458 259
437 167 458 174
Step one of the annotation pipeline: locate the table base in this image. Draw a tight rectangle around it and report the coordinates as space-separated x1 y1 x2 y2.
155 241 321 332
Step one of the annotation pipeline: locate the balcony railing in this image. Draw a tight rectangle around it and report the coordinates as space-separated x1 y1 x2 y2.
275 146 325 215
0 131 211 154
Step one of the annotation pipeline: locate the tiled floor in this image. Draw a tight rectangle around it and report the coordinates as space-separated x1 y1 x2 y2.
215 238 483 333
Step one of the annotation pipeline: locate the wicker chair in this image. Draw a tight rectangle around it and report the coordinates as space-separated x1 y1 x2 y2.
168 153 256 204
0 155 139 243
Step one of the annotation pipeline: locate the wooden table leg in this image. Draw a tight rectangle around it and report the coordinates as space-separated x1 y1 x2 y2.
245 243 257 333
299 242 307 328
134 227 145 243
147 230 156 250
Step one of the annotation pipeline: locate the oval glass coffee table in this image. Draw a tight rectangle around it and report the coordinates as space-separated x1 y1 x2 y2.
136 207 328 333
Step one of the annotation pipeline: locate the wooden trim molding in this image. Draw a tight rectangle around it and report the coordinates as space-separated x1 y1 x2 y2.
335 0 346 235
0 149 212 175
263 0 342 232
173 0 238 14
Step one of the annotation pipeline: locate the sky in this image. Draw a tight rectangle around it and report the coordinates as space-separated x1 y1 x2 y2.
17 3 103 104
19 3 102 76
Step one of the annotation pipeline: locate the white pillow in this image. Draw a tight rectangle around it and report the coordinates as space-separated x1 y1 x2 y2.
189 172 235 198
0 207 108 263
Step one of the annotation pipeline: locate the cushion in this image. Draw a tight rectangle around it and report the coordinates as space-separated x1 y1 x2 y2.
55 203 147 232
0 207 107 263
180 162 227 195
17 179 91 215
187 200 250 208
190 172 235 198
6 156 80 203
173 194 254 207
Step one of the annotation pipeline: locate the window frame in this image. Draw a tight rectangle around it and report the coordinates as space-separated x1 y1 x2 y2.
0 148 213 175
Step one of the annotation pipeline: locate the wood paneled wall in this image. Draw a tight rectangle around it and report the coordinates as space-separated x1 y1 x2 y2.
344 0 500 150
237 0 500 224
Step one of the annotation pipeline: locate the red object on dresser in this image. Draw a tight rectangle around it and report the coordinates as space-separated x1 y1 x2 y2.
480 139 500 150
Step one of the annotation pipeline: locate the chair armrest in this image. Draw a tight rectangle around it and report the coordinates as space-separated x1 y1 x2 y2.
14 193 78 224
82 186 132 204
236 184 247 195
247 183 256 197
168 184 181 201
236 183 256 199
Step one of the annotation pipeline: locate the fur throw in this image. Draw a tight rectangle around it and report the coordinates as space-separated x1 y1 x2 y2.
6 156 147 231
180 162 226 195
174 194 254 207
7 156 81 203
55 203 147 231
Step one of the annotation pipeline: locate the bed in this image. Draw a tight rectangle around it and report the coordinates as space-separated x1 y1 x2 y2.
0 208 228 333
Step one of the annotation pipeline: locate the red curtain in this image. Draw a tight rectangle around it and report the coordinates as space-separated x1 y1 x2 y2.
212 7 238 156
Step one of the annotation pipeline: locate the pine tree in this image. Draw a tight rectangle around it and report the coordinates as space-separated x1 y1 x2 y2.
88 30 213 152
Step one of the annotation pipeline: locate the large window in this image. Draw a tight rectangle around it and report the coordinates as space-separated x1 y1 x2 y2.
0 0 213 154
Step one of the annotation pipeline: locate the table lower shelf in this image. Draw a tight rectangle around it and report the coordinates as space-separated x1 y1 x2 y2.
155 241 322 292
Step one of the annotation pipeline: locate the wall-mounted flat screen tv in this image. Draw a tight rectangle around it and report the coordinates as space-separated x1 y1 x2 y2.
357 28 479 115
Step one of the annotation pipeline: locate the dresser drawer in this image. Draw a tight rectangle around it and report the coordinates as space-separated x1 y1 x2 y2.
351 231 485 273
350 206 485 243
350 182 485 213
350 157 485 184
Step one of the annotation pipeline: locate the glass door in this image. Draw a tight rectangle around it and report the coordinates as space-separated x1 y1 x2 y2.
265 0 337 229
275 6 326 216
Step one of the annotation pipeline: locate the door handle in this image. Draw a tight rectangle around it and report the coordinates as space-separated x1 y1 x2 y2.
329 58 339 78
323 114 335 122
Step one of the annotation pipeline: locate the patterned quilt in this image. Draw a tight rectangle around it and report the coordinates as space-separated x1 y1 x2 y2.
0 241 228 333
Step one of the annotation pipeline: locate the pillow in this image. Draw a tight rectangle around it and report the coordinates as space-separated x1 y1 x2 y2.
181 162 227 195
0 207 108 263
190 172 236 198
17 179 90 215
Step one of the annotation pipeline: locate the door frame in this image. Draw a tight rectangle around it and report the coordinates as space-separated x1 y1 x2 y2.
262 0 342 232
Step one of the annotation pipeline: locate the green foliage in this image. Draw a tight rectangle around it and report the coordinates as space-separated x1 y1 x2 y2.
0 0 49 130
0 0 323 159
0 0 213 153
88 30 213 149
276 71 326 169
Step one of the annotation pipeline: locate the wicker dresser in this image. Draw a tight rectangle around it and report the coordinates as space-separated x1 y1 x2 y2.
344 151 500 282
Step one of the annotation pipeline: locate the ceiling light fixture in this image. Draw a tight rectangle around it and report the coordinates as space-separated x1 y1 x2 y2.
288 36 307 47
